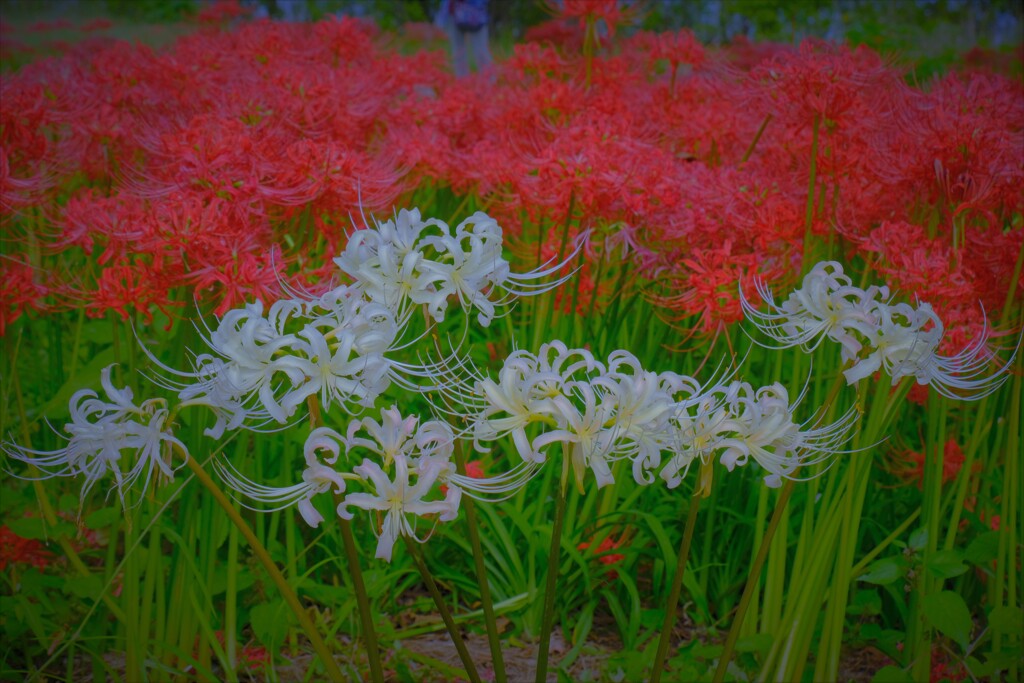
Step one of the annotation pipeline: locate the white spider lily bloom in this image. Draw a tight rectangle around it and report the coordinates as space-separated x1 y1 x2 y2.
881 303 1012 399
715 382 855 488
343 405 455 467
744 261 1014 400
470 341 604 463
597 353 687 485
741 261 885 362
2 365 188 506
339 452 460 562
152 287 450 436
216 426 349 527
334 208 582 326
660 392 731 490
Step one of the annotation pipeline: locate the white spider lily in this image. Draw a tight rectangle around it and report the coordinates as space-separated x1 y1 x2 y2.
339 452 460 562
146 287 452 437
2 365 187 507
215 426 350 527
469 343 721 491
660 393 731 490
743 261 1014 400
335 208 582 326
741 261 885 361
336 408 461 562
715 382 858 488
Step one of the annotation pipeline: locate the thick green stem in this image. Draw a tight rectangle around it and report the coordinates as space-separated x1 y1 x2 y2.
536 457 570 683
457 449 508 683
404 537 482 683
712 479 795 683
182 456 346 683
650 493 702 683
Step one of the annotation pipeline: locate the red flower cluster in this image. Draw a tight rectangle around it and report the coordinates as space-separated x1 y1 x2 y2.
578 532 626 578
1 17 1020 340
0 525 53 572
889 439 976 487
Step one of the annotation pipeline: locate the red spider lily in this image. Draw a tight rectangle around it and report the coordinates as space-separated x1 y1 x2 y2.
889 439 974 487
441 460 485 496
578 531 627 579
196 0 251 27
628 29 706 72
0 258 47 336
212 631 271 669
83 261 182 323
548 0 638 40
0 525 53 572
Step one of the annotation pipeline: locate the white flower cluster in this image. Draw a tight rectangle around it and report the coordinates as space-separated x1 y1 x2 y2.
166 290 435 438
3 365 188 506
335 208 576 326
741 261 1012 399
661 380 857 490
157 208 578 436
447 341 856 493
218 406 462 562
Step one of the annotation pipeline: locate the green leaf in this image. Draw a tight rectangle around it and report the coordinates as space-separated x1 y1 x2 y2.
965 531 1000 566
923 591 972 651
250 600 291 649
925 549 968 579
988 605 1024 635
871 665 913 683
64 574 103 600
908 527 928 551
979 647 1024 676
859 557 907 585
735 633 773 654
851 589 882 616
7 517 73 540
84 507 122 530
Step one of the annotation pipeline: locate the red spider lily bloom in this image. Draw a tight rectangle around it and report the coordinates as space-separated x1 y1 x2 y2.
0 259 47 336
578 532 627 578
0 525 53 572
549 0 636 39
889 439 974 487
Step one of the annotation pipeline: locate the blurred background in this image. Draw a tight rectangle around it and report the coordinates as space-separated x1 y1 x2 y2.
2 0 1024 73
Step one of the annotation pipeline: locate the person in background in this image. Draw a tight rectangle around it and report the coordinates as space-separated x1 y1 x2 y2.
436 0 492 77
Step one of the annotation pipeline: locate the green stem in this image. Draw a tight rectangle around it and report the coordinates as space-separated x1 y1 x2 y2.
182 455 346 683
741 114 772 163
404 537 483 683
338 519 385 683
712 479 795 683
457 449 508 683
650 493 701 683
536 456 570 683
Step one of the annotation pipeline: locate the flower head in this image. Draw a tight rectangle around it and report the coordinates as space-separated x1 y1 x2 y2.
3 365 188 507
743 261 1015 400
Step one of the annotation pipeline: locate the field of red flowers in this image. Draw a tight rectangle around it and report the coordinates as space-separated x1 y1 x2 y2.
2 2 1021 682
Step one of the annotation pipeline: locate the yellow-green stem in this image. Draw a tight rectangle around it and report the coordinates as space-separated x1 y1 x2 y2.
713 479 795 683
